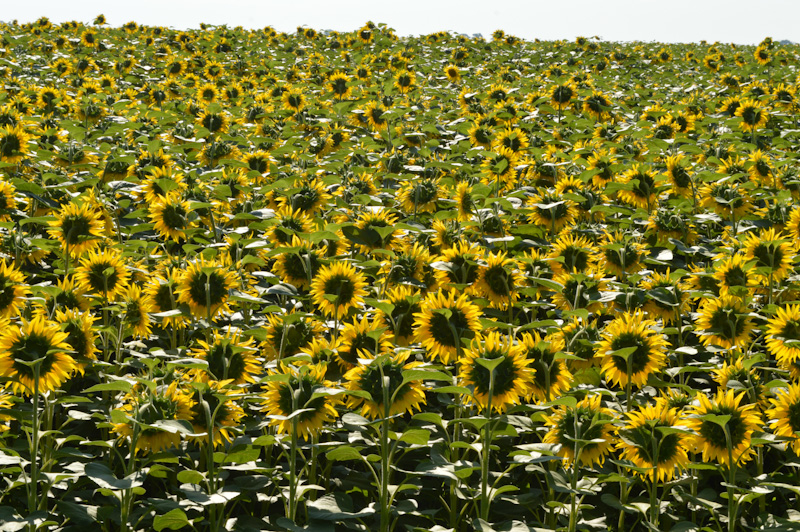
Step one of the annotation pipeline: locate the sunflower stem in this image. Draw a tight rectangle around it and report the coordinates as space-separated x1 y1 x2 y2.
479 367 495 521
379 371 391 532
289 387 301 523
27 361 42 532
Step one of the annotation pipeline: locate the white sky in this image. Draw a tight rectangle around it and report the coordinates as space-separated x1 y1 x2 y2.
3 0 799 45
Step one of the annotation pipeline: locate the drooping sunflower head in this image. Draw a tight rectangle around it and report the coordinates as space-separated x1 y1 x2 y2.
598 310 668 388
543 394 617 467
459 332 533 413
344 351 426 419
262 363 339 439
0 315 76 395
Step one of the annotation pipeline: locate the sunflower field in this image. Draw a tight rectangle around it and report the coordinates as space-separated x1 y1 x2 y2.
1 15 800 532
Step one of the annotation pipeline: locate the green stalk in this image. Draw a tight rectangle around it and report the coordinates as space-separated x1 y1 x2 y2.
479 368 495 521
289 387 301 523
27 363 41 532
379 372 391 532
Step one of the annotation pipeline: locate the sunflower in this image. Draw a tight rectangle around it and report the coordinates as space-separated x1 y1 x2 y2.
279 178 332 215
664 154 693 197
549 81 577 111
363 101 387 130
185 382 246 447
582 90 612 121
712 254 754 297
144 267 188 329
617 404 689 482
520 331 573 402
272 235 324 290
543 394 616 467
443 64 460 82
176 258 238 319
550 269 607 313
0 315 76 395
394 70 416 94
353 208 400 254
453 182 475 222
458 332 533 412
548 234 598 277
586 147 618 189
378 285 422 346
527 188 577 232
398 178 440 214
695 295 754 350
53 307 97 370
268 206 313 246
433 240 483 293
197 108 230 135
597 231 647 278
492 127 530 155
639 269 688 324
0 260 29 319
310 261 368 320
474 251 523 310
0 124 32 164
262 363 339 439
139 167 188 204
112 382 195 454
766 304 800 368
766 383 800 454
327 71 352 100
468 122 493 148
684 389 761 466
742 228 795 283
121 285 152 339
47 201 105 257
149 192 194 242
753 45 771 66
344 351 426 418
598 310 668 388
189 329 260 385
617 164 659 211
262 311 325 361
735 99 769 132
413 290 482 364
75 248 130 301
482 146 519 189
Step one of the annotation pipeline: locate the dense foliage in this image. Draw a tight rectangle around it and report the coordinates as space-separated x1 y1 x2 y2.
0 15 799 532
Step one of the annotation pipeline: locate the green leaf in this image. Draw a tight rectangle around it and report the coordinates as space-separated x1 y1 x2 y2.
153 509 189 531
326 446 363 462
398 429 430 445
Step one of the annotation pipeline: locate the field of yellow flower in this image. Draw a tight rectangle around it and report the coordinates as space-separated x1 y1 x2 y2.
1 15 800 532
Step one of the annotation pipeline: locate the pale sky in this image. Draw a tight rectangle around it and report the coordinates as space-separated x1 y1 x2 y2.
4 0 799 45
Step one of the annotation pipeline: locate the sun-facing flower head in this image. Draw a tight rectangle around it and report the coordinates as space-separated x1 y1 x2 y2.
618 403 689 482
598 310 668 388
543 394 617 467
310 261 368 320
413 290 482 364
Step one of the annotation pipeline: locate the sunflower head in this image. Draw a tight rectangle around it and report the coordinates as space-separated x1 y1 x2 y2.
262 363 339 439
344 351 426 419
413 290 482 364
598 310 668 388
459 332 533 413
310 261 368 320
617 403 689 482
685 389 761 466
543 394 617 467
0 315 76 395
176 258 238 319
